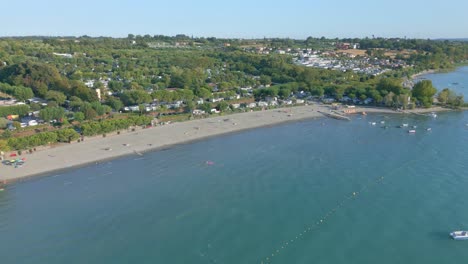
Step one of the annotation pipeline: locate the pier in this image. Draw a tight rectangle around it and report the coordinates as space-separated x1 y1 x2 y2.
317 111 351 121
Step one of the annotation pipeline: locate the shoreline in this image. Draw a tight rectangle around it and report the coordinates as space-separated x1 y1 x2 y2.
0 104 457 184
411 69 437 79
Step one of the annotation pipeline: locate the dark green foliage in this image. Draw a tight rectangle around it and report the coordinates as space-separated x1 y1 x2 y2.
376 78 405 95
39 107 65 122
56 128 80 142
437 88 464 108
0 105 30 118
412 80 437 107
105 96 124 111
0 82 34 101
80 115 153 136
120 90 152 106
45 90 67 105
0 61 69 97
7 132 58 150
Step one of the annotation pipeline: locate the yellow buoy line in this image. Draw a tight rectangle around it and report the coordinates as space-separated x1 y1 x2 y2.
260 176 384 263
260 157 421 264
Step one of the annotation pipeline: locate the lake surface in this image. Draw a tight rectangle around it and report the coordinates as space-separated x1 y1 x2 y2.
2 112 468 264
1 71 468 263
415 65 468 99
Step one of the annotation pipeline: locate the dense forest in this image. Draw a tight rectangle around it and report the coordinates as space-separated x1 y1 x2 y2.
0 36 467 151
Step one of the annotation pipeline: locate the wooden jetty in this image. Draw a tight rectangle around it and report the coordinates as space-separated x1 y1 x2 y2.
318 111 351 121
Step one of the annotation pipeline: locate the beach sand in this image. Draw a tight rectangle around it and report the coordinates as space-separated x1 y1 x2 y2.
0 104 453 182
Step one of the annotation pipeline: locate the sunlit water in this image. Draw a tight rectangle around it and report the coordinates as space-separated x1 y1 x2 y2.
415 65 468 99
1 69 468 263
1 111 468 264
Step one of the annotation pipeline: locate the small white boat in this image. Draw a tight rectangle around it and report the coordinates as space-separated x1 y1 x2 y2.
430 112 437 118
402 124 409 127
408 130 416 133
450 231 468 240
371 122 376 126
426 128 432 131
380 121 385 124
412 125 417 129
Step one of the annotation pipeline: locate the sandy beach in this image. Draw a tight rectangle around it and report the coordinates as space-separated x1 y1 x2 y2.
411 69 437 79
0 104 454 182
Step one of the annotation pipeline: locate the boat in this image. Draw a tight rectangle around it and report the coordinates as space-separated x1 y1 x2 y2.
450 231 468 240
430 112 437 118
426 128 432 131
408 130 416 133
402 124 409 127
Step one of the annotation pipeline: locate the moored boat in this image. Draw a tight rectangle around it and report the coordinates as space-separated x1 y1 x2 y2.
450 231 468 240
408 130 416 133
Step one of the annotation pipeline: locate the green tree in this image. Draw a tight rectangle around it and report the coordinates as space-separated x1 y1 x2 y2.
217 101 229 112
0 139 10 152
377 78 404 95
120 90 152 105
412 80 437 108
106 96 124 111
200 102 212 113
383 92 395 107
69 96 84 111
259 75 272 85
39 107 65 122
82 104 98 120
437 88 450 104
45 90 67 105
13 86 34 101
196 88 212 99
74 112 85 122
0 118 9 129
56 129 80 142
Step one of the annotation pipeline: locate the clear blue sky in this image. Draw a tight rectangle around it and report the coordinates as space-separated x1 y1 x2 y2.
2 0 467 39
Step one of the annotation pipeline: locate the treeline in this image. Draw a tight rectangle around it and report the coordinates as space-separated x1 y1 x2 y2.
0 82 34 101
0 61 98 102
80 115 153 136
3 115 153 150
6 128 80 151
358 38 468 70
0 105 29 117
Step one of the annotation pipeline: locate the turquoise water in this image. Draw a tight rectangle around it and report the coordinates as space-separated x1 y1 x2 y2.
1 68 468 263
416 66 468 99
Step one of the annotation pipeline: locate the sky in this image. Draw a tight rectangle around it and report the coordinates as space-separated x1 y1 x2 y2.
1 0 467 39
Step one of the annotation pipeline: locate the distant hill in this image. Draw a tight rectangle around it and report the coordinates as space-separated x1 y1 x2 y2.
434 38 468 42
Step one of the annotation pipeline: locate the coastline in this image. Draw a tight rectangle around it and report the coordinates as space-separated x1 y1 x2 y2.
0 104 455 183
411 69 437 79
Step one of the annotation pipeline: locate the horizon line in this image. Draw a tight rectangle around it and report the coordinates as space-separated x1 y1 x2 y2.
1 34 468 41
